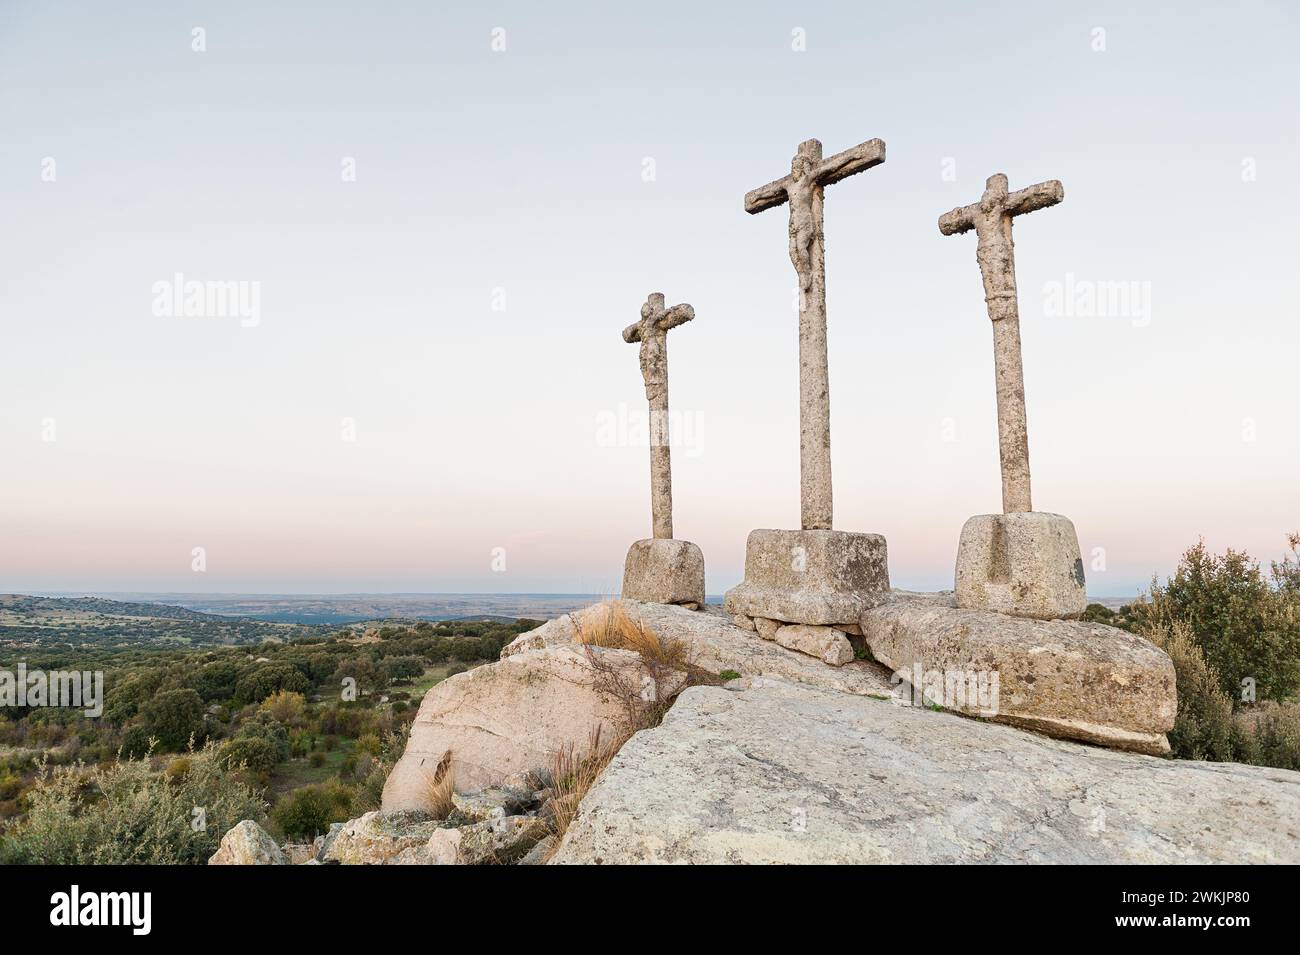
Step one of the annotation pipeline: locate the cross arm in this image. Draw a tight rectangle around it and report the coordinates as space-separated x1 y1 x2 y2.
937 200 981 236
744 176 791 215
1005 179 1064 217
659 303 694 330
814 138 886 187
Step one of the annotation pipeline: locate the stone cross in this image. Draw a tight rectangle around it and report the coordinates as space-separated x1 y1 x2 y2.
745 137 886 531
939 173 1064 514
623 292 695 540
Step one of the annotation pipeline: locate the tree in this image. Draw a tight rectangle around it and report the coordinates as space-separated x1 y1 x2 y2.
258 690 307 728
1154 539 1300 702
233 663 311 706
141 688 206 751
218 735 280 774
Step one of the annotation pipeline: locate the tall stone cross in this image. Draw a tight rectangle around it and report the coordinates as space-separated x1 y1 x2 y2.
623 292 695 540
939 173 1063 514
745 137 886 531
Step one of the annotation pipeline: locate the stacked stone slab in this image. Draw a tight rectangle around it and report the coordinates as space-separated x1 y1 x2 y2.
619 292 705 608
722 137 892 661
938 174 1085 620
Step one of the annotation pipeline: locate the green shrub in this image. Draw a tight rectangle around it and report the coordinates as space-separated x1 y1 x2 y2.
141 688 207 751
0 744 265 864
309 751 326 768
1143 619 1234 761
1151 539 1300 702
1233 702 1300 772
218 735 280 774
233 713 290 761
271 781 353 841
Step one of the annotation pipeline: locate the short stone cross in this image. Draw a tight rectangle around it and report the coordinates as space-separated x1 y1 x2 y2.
745 137 886 530
623 292 695 540
939 173 1064 514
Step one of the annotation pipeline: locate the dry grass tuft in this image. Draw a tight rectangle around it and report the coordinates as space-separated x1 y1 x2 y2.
418 749 455 820
542 724 626 860
574 601 691 734
575 601 690 671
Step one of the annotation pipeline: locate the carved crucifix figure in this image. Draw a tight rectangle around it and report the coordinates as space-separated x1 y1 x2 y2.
623 292 695 540
939 173 1064 514
745 137 886 530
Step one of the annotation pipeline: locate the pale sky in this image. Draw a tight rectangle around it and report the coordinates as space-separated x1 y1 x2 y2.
2 1 1297 596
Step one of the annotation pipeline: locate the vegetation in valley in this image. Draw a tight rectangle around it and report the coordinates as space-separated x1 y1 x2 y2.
1083 532 1300 771
0 613 539 862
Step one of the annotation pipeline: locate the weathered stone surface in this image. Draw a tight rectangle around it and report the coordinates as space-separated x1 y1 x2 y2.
753 616 780 641
451 786 537 823
426 827 464 865
732 612 756 631
773 624 854 666
383 646 668 810
208 820 288 865
501 600 893 698
622 537 705 606
745 137 886 531
955 512 1087 620
321 810 446 865
861 591 1173 754
939 173 1064 515
553 679 1300 864
456 815 549 865
724 528 890 625
518 835 556 865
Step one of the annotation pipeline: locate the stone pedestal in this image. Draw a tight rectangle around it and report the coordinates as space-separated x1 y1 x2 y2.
723 528 890 627
954 512 1086 620
621 538 705 607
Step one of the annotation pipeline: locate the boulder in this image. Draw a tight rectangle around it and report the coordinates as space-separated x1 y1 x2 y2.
501 601 894 699
456 815 549 865
773 624 855 666
208 820 289 865
451 786 537 823
859 592 1175 754
383 645 683 811
553 679 1300 864
320 810 446 865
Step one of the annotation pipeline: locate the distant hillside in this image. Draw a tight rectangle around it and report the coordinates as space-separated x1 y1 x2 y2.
0 594 213 621
0 594 329 650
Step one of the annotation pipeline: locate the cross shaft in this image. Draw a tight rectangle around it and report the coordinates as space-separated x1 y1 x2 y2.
939 173 1063 514
623 292 695 539
745 137 886 530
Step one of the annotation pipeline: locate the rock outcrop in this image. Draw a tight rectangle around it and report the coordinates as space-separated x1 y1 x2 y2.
502 600 894 698
208 820 289 865
319 810 447 865
382 644 684 811
553 678 1300 864
859 592 1175 754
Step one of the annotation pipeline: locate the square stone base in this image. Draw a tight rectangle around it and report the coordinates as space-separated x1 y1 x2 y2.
621 538 705 606
723 529 890 627
955 512 1086 620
